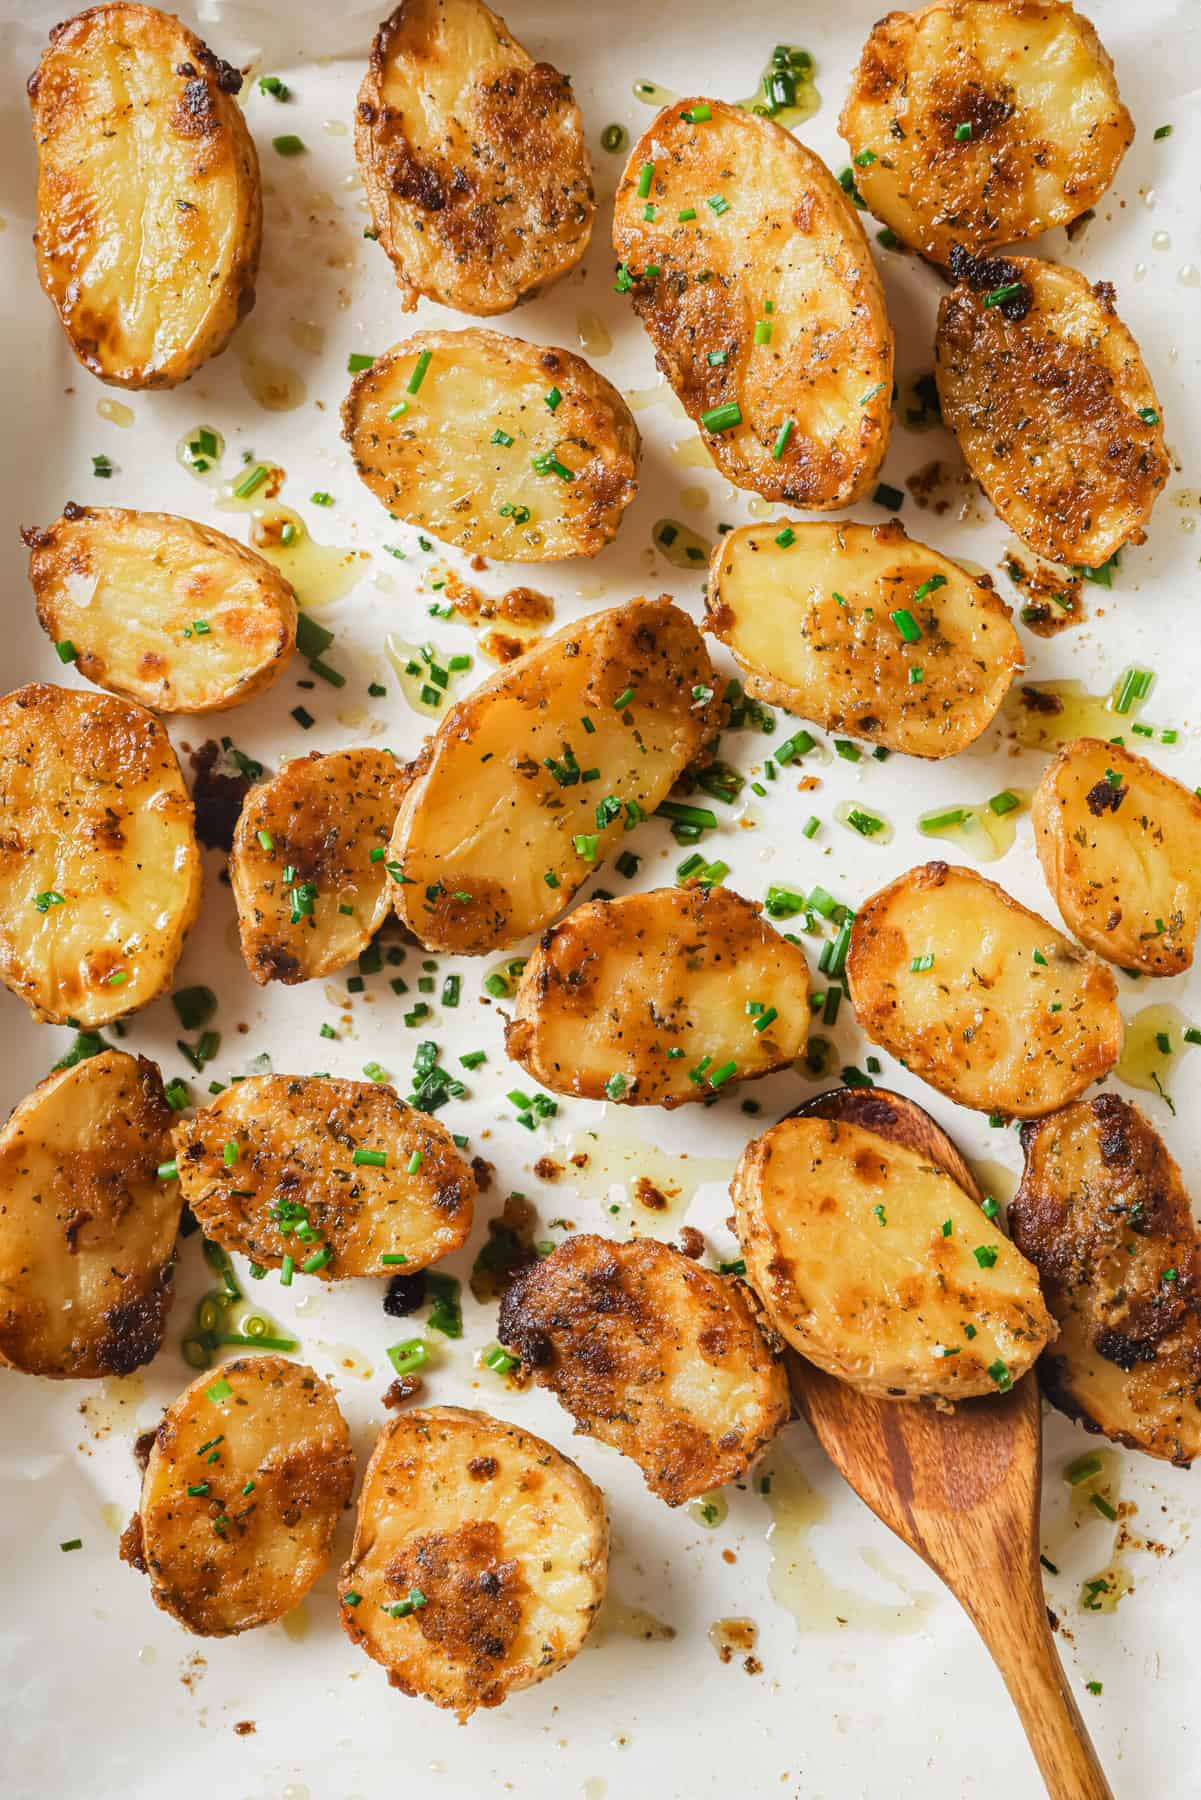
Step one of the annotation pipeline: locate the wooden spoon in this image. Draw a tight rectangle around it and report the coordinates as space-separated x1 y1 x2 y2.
782 1087 1113 1800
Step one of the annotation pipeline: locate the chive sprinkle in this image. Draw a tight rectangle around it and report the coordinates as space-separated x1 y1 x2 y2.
701 402 742 433
407 350 432 394
771 419 794 460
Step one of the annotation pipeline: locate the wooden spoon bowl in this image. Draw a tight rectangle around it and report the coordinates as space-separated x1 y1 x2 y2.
781 1087 1113 1800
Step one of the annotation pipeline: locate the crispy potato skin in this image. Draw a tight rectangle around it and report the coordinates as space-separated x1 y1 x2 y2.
506 885 809 1106
498 1235 789 1503
28 3 261 388
27 504 297 714
174 1075 474 1277
0 683 201 1025
935 255 1167 566
339 1406 607 1718
0 1050 178 1378
840 0 1132 263
343 329 639 562
355 0 593 314
1011 1097 1201 1465
1033 737 1201 977
847 861 1123 1117
230 748 412 985
389 597 721 954
705 519 1021 757
134 1356 354 1635
612 99 893 507
734 1115 1053 1400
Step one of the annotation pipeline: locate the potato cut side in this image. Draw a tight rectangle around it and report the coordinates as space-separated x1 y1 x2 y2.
847 861 1122 1117
389 598 720 954
840 0 1132 264
339 1406 607 1718
230 749 412 985
612 99 892 508
28 4 260 388
506 885 809 1106
174 1075 474 1277
343 329 639 562
0 683 201 1025
0 1050 178 1378
1011 1096 1201 1465
356 0 593 315
1033 737 1201 977
935 254 1167 567
132 1356 354 1635
732 1115 1054 1400
705 519 1021 757
27 504 297 714
498 1235 789 1504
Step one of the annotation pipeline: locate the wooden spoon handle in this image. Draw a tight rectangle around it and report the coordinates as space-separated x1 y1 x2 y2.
969 1577 1114 1800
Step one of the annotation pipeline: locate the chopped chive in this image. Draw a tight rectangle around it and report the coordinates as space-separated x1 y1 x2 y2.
1137 406 1160 426
707 194 730 216
346 353 375 374
701 402 742 433
771 419 794 460
234 463 269 499
754 320 773 345
681 103 712 122
353 1148 387 1168
890 607 921 644
910 953 935 972
988 790 1020 816
984 281 1023 308
272 134 305 156
775 526 795 548
1154 123 1172 140
54 639 77 664
407 350 432 394
954 122 972 141
854 148 878 167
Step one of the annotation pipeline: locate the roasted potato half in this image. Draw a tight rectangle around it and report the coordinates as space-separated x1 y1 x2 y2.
1011 1096 1201 1466
705 519 1021 757
343 329 639 562
732 1110 1054 1400
847 861 1123 1117
498 1235 789 1504
174 1075 474 1277
612 99 892 508
339 1407 607 1718
840 0 1132 264
389 597 720 954
935 253 1167 567
1033 737 1201 977
0 683 201 1025
127 1356 354 1635
505 885 809 1106
0 1050 178 1378
356 0 594 314
27 504 297 714
230 749 411 985
28 3 260 388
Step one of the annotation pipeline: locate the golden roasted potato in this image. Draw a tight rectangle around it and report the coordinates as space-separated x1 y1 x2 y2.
174 1075 475 1277
612 99 892 508
127 1356 354 1635
1033 737 1201 977
230 749 411 985
355 0 594 314
0 683 201 1025
505 885 809 1106
1011 1095 1201 1465
733 1109 1054 1400
342 329 639 562
389 598 720 954
847 861 1123 1117
705 519 1021 757
339 1406 607 1718
840 0 1132 263
26 504 297 714
935 253 1167 567
498 1235 789 1503
0 1050 178 1378
28 3 260 388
